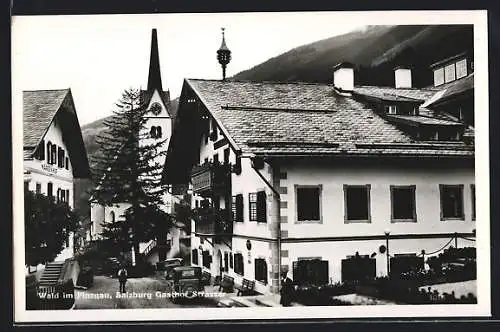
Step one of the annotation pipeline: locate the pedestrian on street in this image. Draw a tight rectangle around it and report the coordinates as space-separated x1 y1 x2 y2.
118 265 128 293
280 272 293 307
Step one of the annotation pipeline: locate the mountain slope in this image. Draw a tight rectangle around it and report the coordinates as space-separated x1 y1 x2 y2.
232 25 473 88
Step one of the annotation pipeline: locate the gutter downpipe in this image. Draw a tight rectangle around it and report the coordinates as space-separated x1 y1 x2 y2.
248 156 281 294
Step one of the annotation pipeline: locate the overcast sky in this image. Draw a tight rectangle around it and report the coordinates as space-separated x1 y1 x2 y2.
12 11 484 125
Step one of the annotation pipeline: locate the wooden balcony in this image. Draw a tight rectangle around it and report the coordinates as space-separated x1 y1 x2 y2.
193 207 233 237
191 162 231 197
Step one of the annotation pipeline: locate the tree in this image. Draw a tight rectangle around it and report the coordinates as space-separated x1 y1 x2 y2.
24 190 79 266
89 88 171 260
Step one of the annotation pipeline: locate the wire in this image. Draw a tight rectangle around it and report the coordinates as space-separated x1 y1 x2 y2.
459 236 476 242
423 237 455 256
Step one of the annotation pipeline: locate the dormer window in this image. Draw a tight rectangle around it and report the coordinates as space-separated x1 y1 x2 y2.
384 104 418 116
432 56 468 87
386 105 397 115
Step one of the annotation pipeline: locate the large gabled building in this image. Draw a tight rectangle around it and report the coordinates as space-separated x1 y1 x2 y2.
23 88 91 263
163 36 476 295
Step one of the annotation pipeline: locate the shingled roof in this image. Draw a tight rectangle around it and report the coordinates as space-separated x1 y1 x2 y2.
183 79 473 157
23 89 91 178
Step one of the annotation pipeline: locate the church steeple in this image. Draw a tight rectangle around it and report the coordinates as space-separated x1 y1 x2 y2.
217 28 231 81
147 28 163 91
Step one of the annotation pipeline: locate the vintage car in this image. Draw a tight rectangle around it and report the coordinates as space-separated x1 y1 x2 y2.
167 266 204 301
157 258 183 273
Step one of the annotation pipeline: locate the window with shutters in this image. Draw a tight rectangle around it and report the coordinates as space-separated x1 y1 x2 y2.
65 157 69 170
249 193 257 221
256 191 267 223
344 185 371 223
51 144 57 165
233 253 244 275
296 185 322 223
46 141 52 164
224 252 229 272
192 249 199 265
233 195 244 222
292 258 328 285
254 258 268 284
47 182 53 199
440 184 464 220
202 250 212 269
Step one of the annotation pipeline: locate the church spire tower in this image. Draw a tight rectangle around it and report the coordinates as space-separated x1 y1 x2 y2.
147 28 163 91
217 27 232 81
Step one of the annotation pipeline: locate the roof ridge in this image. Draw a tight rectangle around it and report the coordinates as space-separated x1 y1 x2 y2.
186 78 330 86
23 88 70 92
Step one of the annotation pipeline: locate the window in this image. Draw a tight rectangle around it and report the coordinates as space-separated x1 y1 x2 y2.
46 141 52 164
233 253 244 275
296 185 321 222
150 126 162 138
257 191 267 223
471 184 476 221
456 59 467 79
233 156 242 175
440 185 464 220
202 250 212 269
224 252 229 272
47 182 53 199
224 148 230 165
344 185 371 223
213 153 219 164
433 68 445 86
210 118 218 141
249 193 257 221
66 189 70 205
157 126 162 138
35 183 41 194
229 253 233 269
110 211 116 223
391 185 416 222
387 105 397 115
57 148 65 168
444 63 456 83
232 195 244 222
192 249 199 265
341 254 376 283
61 189 66 203
36 140 45 160
24 181 29 192
65 157 69 170
51 144 57 165
254 258 268 284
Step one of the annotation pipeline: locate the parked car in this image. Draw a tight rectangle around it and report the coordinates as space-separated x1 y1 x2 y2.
157 258 183 275
168 266 203 302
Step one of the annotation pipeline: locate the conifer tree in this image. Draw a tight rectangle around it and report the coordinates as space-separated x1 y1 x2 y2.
90 88 171 259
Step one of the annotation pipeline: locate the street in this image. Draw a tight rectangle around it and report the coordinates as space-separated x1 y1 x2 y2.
74 274 222 309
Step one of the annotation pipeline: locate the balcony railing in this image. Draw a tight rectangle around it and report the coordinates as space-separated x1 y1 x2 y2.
191 162 231 196
193 207 233 237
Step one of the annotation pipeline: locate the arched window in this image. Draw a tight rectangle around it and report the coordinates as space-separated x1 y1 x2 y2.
46 141 52 163
150 126 156 138
110 211 115 223
156 126 162 138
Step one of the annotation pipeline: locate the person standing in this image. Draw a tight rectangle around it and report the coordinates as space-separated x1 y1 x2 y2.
280 272 293 307
118 265 128 293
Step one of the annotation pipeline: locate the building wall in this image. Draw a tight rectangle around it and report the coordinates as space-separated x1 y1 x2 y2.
24 116 76 262
279 162 475 239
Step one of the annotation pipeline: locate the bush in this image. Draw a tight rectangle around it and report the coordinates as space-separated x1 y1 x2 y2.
77 266 94 288
293 283 356 306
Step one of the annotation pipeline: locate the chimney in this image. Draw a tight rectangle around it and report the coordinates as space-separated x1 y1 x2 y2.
333 62 355 96
394 66 412 88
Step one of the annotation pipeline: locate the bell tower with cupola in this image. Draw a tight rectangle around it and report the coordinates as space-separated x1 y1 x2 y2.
140 28 172 169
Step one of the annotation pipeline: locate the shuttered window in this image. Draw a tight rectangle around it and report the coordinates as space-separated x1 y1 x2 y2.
256 191 267 223
234 253 244 275
233 194 243 222
224 252 229 272
192 249 198 265
202 250 212 269
254 258 268 284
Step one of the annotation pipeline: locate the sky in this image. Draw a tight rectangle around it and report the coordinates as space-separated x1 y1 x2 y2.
12 12 367 125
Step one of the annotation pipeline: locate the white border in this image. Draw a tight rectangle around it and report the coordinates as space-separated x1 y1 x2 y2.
13 10 490 323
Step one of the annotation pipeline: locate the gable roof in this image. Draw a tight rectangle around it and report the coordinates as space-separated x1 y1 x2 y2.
183 79 472 157
425 73 474 108
23 89 91 178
